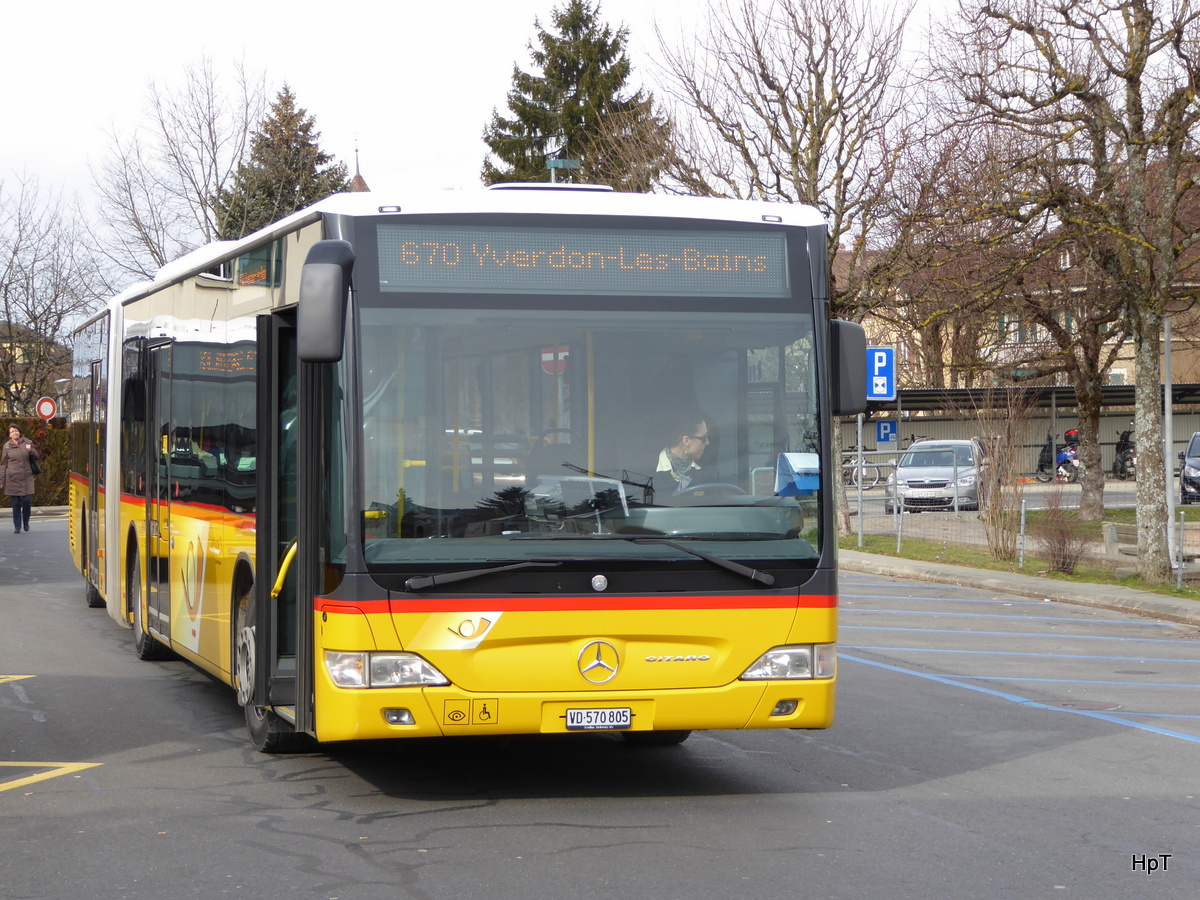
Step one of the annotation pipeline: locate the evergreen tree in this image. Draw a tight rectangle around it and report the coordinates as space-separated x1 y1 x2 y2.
481 0 665 189
215 85 349 239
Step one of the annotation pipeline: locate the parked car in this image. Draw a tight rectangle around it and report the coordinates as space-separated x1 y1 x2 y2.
1179 432 1200 505
885 439 981 513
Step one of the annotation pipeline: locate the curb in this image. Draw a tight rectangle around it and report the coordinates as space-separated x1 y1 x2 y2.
840 549 1200 626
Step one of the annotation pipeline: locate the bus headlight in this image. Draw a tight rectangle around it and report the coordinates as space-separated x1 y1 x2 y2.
324 651 450 688
369 653 450 687
740 644 836 680
325 651 366 687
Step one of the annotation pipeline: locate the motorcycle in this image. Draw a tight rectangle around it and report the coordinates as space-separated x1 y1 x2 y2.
1056 444 1081 483
1112 425 1136 480
1035 432 1055 483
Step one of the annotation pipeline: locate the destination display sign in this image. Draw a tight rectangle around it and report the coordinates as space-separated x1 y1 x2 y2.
375 224 790 298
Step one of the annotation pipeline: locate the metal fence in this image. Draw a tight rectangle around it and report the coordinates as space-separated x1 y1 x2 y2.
842 410 1200 477
844 474 1200 589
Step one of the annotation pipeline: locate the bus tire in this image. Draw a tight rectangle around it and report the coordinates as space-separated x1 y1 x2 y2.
130 546 172 661
245 704 310 754
233 580 310 754
621 730 692 746
81 511 104 608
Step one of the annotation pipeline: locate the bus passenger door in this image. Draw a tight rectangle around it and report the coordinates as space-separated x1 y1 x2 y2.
85 360 103 594
253 313 305 729
145 343 171 640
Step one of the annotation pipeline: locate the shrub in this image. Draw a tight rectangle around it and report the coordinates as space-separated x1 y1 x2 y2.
1031 488 1090 574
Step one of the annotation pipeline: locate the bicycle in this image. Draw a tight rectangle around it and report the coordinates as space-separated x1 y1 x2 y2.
842 446 883 489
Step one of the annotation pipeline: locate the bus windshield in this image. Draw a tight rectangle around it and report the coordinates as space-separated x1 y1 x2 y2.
358 304 822 573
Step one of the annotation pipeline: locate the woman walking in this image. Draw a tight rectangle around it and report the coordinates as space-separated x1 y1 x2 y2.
0 425 39 533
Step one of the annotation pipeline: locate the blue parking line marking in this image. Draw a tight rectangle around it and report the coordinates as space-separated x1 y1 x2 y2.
959 677 1200 688
841 580 967 590
840 645 1200 664
842 591 1049 605
840 625 1192 644
1115 711 1200 721
841 652 1200 745
844 608 1161 625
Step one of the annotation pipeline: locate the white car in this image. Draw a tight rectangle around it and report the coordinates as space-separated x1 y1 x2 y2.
885 439 981 512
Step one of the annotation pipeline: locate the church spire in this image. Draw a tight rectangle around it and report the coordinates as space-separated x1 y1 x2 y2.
349 141 370 192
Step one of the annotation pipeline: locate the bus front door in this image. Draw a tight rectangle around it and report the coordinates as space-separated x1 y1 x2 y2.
145 343 171 641
247 312 309 743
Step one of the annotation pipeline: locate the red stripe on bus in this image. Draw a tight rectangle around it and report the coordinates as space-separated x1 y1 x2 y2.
72 475 257 525
315 594 837 615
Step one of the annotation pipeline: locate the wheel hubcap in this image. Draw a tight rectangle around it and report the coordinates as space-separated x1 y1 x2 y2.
235 625 255 707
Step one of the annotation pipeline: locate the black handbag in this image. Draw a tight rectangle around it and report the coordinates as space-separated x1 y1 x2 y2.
28 455 41 476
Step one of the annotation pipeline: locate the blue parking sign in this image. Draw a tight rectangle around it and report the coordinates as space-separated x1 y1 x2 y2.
877 421 897 444
866 347 895 401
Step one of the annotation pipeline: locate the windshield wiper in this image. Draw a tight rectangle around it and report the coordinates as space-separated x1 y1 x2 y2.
512 534 775 587
404 560 562 592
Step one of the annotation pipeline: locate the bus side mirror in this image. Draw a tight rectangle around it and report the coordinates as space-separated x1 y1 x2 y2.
298 240 355 362
829 319 868 417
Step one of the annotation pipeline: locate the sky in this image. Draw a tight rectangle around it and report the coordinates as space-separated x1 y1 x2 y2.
2 0 948 208
1 0 698 204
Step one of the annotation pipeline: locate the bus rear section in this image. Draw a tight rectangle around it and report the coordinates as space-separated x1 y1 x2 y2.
69 311 111 610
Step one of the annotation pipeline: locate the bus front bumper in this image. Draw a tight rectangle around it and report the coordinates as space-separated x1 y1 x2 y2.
311 679 835 742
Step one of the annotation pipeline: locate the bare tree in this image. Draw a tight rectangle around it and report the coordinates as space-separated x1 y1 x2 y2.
91 57 266 286
583 101 676 192
0 175 102 413
656 0 915 310
879 106 1142 524
944 387 1044 560
939 0 1200 582
652 0 915 534
999 242 1130 518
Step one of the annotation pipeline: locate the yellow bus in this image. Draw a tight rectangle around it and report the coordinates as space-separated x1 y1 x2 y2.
69 186 867 752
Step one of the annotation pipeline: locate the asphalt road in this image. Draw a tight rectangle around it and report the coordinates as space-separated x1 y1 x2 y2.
1 518 1197 899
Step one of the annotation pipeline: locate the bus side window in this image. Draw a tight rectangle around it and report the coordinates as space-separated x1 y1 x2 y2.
121 375 148 496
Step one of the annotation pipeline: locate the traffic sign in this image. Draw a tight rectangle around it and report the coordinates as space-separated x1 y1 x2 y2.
541 346 569 375
35 397 57 420
877 421 897 443
866 347 896 401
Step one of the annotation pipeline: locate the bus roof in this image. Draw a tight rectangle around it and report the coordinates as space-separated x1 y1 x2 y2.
340 186 826 227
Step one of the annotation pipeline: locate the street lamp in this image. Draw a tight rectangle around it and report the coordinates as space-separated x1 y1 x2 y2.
547 158 581 183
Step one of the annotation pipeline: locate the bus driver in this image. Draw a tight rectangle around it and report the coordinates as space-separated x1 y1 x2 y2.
656 413 709 494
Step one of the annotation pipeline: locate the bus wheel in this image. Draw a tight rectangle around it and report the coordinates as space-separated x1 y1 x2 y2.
244 704 310 754
233 587 255 707
130 547 171 661
82 517 104 608
621 730 692 746
234 585 309 754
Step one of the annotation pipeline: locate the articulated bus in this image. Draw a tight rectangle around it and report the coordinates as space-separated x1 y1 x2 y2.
69 186 867 752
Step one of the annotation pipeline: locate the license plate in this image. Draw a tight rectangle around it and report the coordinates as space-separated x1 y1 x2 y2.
909 489 941 498
565 707 632 731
